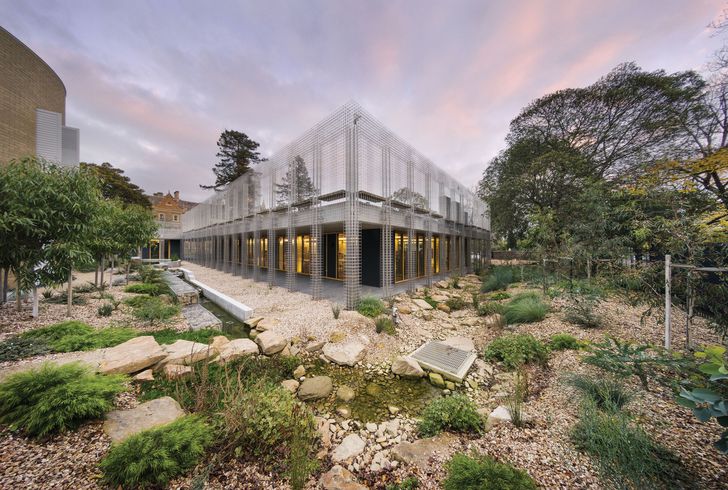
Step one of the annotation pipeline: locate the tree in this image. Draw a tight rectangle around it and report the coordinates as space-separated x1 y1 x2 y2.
275 156 317 206
201 130 263 190
81 162 150 209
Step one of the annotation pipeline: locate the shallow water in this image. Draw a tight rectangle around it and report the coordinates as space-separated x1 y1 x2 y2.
198 297 250 339
307 360 443 422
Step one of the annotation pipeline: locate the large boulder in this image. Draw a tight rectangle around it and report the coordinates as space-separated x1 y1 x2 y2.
413 298 433 310
441 336 475 352
391 356 425 378
320 465 367 490
331 434 366 462
255 330 287 355
209 335 230 354
390 433 457 470
323 341 366 366
298 376 333 401
103 396 185 443
217 338 259 362
98 336 167 375
159 339 216 366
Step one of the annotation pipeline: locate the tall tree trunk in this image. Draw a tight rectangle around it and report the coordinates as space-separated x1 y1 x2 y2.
125 262 131 285
32 286 39 318
67 269 73 316
95 264 99 287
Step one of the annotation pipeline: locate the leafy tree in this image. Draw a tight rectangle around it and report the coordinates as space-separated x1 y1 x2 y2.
201 130 263 190
80 162 150 209
275 156 317 206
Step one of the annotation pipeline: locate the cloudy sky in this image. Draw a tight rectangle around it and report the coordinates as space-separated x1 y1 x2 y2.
1 0 725 202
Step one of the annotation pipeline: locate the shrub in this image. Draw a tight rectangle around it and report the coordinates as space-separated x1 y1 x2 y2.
423 296 438 308
549 333 580 351
100 415 212 488
471 292 480 310
97 303 114 317
386 477 420 490
332 303 341 319
375 316 396 335
132 297 180 325
0 362 126 438
149 328 222 346
483 334 549 370
503 293 548 324
565 374 632 412
0 336 51 362
124 283 163 295
443 453 536 490
571 402 681 488
481 266 514 292
446 296 467 311
44 291 86 305
356 296 386 318
42 290 53 299
418 394 484 437
477 301 505 317
564 294 603 328
489 291 511 300
52 326 138 352
138 265 164 284
123 295 153 308
72 282 96 294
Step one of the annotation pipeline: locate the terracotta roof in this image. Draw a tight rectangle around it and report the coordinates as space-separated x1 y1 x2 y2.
146 193 198 212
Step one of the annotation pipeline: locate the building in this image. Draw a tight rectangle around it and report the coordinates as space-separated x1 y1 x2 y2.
0 27 79 166
142 191 197 260
182 102 490 307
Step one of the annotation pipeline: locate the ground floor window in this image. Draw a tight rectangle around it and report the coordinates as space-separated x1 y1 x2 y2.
236 237 241 264
394 231 407 282
296 234 311 274
336 233 346 280
259 236 268 268
277 236 286 271
431 235 440 274
445 235 452 271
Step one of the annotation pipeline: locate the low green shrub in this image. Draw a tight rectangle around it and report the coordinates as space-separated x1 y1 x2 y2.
131 297 180 325
483 334 549 370
503 292 548 324
97 303 113 317
564 294 603 329
149 328 223 346
418 394 484 437
21 321 93 344
375 316 396 335
565 374 632 412
0 336 51 362
446 296 467 311
443 453 536 490
124 283 163 295
356 296 386 318
44 291 86 304
72 282 96 294
138 265 164 284
386 477 420 490
100 415 212 489
549 333 580 351
489 291 511 300
0 362 126 438
471 292 480 310
477 301 506 317
481 266 515 292
52 326 138 352
571 402 681 488
123 295 152 308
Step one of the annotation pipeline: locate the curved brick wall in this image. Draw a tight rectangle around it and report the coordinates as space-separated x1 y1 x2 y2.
0 27 66 164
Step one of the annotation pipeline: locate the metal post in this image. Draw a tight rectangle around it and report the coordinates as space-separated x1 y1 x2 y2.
664 254 672 350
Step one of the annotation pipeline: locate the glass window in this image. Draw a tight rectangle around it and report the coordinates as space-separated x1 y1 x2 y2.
247 236 254 267
158 213 165 221
277 236 286 271
296 234 311 274
337 233 346 280
260 237 268 268
173 214 179 222
431 236 440 274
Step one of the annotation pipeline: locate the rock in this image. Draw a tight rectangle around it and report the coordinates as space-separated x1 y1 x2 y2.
255 330 287 355
281 379 300 394
103 397 185 443
329 331 346 343
323 341 366 366
159 339 216 366
485 314 506 329
98 336 167 375
279 345 292 357
388 405 400 415
163 364 192 379
217 338 259 362
337 406 351 418
431 294 449 302
436 280 449 289
485 405 529 429
256 317 278 331
437 303 451 313
331 434 366 462
316 416 332 448
209 335 230 354
442 336 475 352
365 383 383 396
133 369 154 382
390 433 457 470
320 465 367 490
366 422 377 432
391 356 425 378
445 381 456 390
412 298 433 310
248 330 259 340
293 365 306 378
461 317 479 327
428 372 445 388
397 304 412 315
306 340 326 352
298 376 333 401
337 385 356 402
244 316 263 328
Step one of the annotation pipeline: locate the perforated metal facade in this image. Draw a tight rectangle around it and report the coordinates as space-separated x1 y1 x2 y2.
182 102 490 308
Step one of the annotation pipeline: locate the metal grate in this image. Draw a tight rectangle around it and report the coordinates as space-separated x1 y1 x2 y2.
410 341 477 382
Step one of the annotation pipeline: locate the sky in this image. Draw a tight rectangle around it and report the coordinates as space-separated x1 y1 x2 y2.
1 0 725 202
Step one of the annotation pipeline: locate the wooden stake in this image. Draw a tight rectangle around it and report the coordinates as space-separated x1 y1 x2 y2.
664 254 672 350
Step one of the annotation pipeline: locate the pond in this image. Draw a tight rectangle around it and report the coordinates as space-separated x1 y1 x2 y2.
307 360 443 422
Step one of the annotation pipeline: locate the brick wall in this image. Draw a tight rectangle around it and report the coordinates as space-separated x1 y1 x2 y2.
0 27 66 165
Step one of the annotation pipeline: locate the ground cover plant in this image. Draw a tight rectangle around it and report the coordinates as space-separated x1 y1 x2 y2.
131 296 180 325
503 292 548 324
124 282 165 295
483 333 549 369
18 321 137 353
0 362 126 438
100 415 212 488
446 296 467 311
148 328 224 346
477 301 506 316
442 453 536 490
418 394 484 437
565 374 632 412
0 336 52 362
356 296 386 318
549 333 580 351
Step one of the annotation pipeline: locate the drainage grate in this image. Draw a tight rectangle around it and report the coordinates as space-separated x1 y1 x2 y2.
410 341 477 383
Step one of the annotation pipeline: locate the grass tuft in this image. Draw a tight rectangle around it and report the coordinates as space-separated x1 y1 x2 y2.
565 374 632 412
418 394 484 437
443 453 536 490
356 296 386 318
503 293 548 324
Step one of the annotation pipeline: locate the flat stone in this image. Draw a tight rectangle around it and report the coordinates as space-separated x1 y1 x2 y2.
218 338 259 362
163 364 192 379
337 385 356 402
159 339 215 366
103 396 184 443
437 303 451 313
281 379 300 394
428 372 445 388
315 416 332 448
461 317 479 327
293 365 306 378
442 336 475 352
436 280 449 289
256 317 278 331
323 341 366 366
306 340 326 352
209 335 230 354
431 294 448 302
133 369 154 382
397 304 412 315
413 298 433 310
320 465 367 490
99 336 167 375
391 356 425 378
390 433 457 470
336 406 351 418
255 330 287 355
331 434 366 462
244 316 264 328
298 376 333 401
